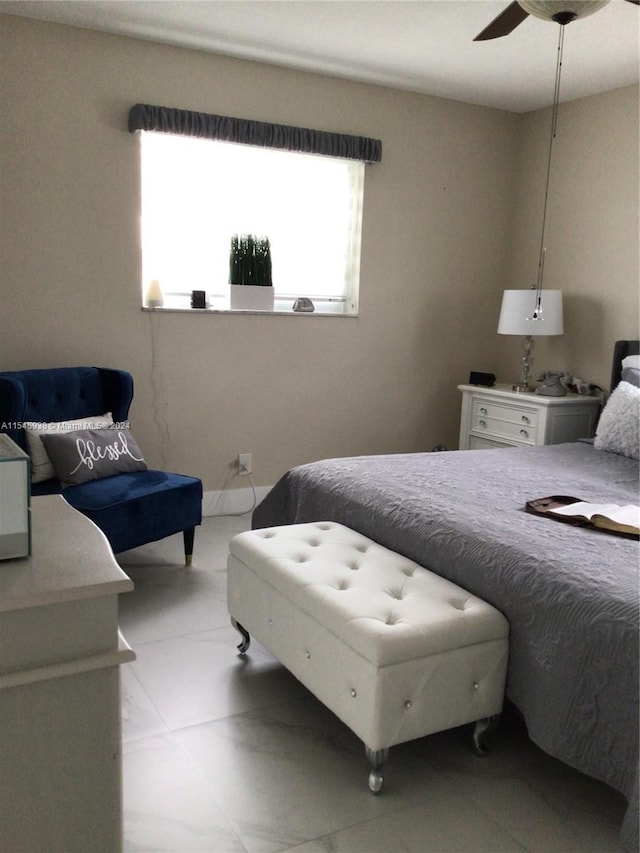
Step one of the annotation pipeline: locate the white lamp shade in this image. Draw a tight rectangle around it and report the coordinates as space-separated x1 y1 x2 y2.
497 290 564 336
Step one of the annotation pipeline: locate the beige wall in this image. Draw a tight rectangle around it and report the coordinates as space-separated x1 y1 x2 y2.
498 84 639 390
1 15 636 493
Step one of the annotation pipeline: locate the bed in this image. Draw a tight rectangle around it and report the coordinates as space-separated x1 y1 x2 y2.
252 341 640 849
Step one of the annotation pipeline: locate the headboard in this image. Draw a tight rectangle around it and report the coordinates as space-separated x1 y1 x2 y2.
611 340 640 391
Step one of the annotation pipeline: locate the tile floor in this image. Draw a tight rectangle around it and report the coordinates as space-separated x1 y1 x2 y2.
117 514 627 853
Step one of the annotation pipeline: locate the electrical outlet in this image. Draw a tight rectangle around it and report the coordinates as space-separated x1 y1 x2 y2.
238 452 252 475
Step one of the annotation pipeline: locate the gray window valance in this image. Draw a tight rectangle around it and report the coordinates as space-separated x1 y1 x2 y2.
128 103 382 164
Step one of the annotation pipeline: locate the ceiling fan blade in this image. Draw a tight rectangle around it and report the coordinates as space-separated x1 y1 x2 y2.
473 1 530 41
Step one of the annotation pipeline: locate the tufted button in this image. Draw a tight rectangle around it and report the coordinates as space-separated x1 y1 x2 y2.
349 561 359 571
351 688 357 698
305 650 311 659
473 682 479 691
404 700 412 709
316 522 333 531
308 539 320 547
259 531 275 538
355 544 368 553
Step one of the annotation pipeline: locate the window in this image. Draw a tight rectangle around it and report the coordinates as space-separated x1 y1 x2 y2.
139 132 366 314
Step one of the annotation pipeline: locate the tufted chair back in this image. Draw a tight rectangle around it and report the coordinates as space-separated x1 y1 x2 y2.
0 367 133 453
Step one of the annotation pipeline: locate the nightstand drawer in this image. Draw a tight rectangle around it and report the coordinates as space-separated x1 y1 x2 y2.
468 435 512 450
471 399 538 442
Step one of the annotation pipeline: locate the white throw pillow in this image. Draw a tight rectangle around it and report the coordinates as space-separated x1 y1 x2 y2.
25 413 114 483
594 382 639 461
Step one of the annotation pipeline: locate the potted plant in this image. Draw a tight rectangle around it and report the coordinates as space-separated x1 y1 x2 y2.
229 234 274 310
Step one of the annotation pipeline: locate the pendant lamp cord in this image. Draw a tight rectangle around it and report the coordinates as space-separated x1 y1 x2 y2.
532 23 565 319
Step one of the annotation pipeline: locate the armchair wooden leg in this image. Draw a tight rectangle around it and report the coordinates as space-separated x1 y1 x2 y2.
183 528 195 566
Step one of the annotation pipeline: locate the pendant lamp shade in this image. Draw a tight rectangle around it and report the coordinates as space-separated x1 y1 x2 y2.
498 290 564 336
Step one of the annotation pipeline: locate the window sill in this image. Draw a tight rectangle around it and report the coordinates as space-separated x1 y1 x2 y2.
141 306 359 318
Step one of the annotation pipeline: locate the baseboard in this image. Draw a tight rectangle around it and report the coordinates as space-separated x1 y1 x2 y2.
202 484 273 518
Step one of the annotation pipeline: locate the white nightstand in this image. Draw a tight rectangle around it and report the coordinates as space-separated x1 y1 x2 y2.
458 384 601 450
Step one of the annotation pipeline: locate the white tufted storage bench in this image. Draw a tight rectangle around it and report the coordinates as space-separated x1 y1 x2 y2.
227 521 509 791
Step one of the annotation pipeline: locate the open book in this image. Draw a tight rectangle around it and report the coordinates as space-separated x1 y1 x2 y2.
550 501 640 537
525 496 640 539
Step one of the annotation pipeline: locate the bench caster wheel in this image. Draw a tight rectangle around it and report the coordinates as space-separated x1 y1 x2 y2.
368 769 384 794
365 746 388 794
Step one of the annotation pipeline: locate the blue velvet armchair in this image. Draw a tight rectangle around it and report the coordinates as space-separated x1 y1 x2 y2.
0 366 202 564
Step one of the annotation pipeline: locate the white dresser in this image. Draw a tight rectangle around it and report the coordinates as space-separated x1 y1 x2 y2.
458 384 601 450
0 496 134 853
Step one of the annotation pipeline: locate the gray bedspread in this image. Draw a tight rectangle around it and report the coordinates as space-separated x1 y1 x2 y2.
253 442 639 848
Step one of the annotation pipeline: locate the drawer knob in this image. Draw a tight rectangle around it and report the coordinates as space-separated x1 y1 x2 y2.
479 420 487 428
521 415 530 424
479 407 488 415
520 429 529 437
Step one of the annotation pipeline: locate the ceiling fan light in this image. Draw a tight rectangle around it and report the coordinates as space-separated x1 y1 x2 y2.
518 0 610 21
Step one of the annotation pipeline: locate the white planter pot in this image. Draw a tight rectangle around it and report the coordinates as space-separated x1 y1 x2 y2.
229 285 274 311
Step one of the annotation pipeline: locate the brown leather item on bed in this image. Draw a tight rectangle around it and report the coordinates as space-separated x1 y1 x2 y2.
525 494 640 540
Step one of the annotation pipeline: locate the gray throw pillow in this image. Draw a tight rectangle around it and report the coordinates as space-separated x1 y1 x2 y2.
41 428 147 487
25 413 114 483
622 366 640 388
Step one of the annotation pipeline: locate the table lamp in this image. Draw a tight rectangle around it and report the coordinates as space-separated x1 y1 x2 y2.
498 288 563 391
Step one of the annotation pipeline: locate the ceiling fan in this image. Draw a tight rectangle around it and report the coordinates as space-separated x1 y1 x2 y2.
474 0 639 41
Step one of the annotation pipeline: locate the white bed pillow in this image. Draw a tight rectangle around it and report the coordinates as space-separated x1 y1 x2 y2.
25 413 114 482
621 355 640 370
594 382 639 460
